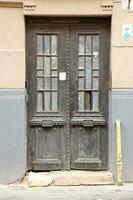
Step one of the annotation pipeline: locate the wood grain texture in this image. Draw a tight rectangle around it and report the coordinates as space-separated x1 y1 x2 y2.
26 17 110 171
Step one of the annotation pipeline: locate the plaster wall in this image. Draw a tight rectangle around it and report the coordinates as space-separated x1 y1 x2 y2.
110 89 133 182
0 0 133 184
0 89 26 184
111 2 133 88
111 47 133 88
0 7 25 88
0 1 133 88
24 0 112 16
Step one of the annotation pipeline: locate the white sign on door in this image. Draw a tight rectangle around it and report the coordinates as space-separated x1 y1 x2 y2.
59 72 66 81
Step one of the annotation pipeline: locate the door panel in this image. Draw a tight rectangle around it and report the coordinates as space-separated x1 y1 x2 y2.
26 24 68 170
26 18 110 171
70 24 110 169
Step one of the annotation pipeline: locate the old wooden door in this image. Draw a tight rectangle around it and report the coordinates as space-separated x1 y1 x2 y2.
26 18 110 171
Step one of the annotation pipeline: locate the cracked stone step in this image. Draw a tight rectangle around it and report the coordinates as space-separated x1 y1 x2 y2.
26 171 114 187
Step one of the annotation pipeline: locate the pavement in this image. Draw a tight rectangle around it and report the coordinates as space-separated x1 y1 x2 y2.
0 184 133 200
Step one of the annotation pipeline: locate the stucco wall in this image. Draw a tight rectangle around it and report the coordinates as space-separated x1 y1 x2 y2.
0 7 25 88
0 6 26 184
0 89 26 184
110 89 133 182
0 0 133 184
0 1 133 89
24 0 112 16
111 2 133 88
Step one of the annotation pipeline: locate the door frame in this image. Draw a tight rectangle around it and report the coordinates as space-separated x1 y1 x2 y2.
26 17 111 171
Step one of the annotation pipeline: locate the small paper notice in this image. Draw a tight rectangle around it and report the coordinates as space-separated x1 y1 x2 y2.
93 52 99 58
59 72 66 81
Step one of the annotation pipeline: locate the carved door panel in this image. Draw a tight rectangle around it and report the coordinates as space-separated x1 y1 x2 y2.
26 18 110 171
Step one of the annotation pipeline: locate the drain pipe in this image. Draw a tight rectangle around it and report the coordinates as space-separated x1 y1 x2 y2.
115 120 123 186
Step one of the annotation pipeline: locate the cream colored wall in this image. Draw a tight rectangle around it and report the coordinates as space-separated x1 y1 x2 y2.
111 2 133 88
0 7 25 88
24 0 112 16
0 0 133 88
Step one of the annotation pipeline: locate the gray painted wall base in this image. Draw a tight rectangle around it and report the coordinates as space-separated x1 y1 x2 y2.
111 89 133 182
0 88 133 183
0 89 26 184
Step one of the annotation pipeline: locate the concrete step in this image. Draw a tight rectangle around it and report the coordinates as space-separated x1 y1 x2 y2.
25 171 114 187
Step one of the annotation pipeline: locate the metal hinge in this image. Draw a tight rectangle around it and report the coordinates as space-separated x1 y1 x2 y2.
25 91 29 103
25 80 28 89
25 80 29 103
108 73 112 90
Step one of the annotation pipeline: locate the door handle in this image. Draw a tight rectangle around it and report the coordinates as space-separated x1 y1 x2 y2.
74 80 78 92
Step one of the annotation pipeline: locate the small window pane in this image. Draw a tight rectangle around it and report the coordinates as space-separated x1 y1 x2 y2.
78 92 84 110
51 57 58 69
44 92 50 111
93 35 99 52
51 35 57 55
93 77 99 90
78 57 84 69
44 57 50 77
86 36 91 55
52 92 58 111
44 35 50 55
37 70 43 76
37 78 43 90
44 78 50 90
86 57 92 89
92 92 99 111
79 36 85 55
78 78 84 89
78 71 84 76
37 57 43 69
85 92 91 110
93 70 99 77
93 57 99 69
52 78 58 90
37 92 43 111
37 35 43 54
51 71 58 76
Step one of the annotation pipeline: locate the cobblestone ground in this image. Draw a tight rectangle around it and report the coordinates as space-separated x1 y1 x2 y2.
0 184 133 200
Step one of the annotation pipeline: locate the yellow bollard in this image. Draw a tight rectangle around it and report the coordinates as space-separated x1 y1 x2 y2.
115 120 123 186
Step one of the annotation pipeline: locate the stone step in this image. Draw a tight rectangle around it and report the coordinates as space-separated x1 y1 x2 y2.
25 171 114 187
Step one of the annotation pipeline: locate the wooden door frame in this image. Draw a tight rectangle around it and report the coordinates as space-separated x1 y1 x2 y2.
26 17 111 171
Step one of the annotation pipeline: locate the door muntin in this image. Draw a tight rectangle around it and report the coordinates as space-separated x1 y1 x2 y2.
76 33 100 112
36 34 59 112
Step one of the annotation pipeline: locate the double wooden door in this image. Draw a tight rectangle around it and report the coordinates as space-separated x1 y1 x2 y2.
26 18 110 171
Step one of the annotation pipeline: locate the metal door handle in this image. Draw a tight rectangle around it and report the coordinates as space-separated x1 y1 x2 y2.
74 80 78 91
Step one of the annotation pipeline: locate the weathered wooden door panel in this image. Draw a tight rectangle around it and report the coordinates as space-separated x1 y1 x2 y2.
26 18 110 171
70 24 110 170
26 23 68 170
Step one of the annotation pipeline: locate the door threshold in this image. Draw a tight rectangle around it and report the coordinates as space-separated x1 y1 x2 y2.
25 170 114 187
